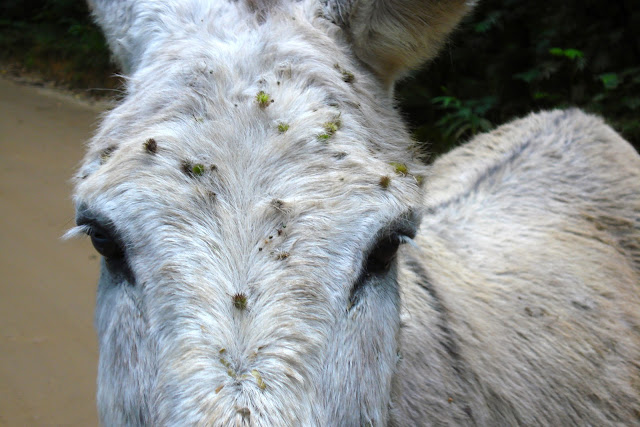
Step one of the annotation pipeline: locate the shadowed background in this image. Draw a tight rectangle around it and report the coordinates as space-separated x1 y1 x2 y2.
1 0 638 157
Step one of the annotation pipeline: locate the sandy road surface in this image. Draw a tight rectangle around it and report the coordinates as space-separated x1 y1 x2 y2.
0 78 105 426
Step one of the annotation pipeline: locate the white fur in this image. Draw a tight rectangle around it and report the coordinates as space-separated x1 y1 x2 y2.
74 0 640 425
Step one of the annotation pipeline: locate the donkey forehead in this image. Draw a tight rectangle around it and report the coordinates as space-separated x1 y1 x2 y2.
76 118 421 243
74 113 423 271
79 0 419 166
75 16 425 233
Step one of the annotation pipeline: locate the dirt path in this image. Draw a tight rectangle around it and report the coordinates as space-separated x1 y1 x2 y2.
0 78 107 426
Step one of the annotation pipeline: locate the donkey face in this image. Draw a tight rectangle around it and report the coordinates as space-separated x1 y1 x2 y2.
71 0 471 424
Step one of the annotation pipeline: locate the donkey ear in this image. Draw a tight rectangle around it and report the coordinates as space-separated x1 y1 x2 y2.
325 0 475 85
87 0 152 74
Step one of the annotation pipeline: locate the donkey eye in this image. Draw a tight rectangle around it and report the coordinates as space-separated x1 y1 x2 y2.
348 212 418 309
88 225 123 259
364 233 402 276
348 232 408 309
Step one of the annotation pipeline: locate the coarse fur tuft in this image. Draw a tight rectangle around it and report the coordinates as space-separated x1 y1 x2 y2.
144 138 158 154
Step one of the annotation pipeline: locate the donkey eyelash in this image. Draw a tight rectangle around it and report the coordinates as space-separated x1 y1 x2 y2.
398 234 418 249
62 224 92 240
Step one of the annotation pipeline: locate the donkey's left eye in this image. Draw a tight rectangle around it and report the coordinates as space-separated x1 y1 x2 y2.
349 233 404 309
348 212 418 309
88 225 123 259
364 233 402 276
348 232 409 308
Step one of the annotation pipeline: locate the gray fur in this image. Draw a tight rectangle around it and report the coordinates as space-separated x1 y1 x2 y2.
394 109 640 425
72 0 640 425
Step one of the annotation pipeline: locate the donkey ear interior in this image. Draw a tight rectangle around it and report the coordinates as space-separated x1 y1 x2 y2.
325 0 475 86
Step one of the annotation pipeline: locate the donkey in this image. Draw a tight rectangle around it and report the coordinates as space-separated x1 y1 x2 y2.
69 0 640 424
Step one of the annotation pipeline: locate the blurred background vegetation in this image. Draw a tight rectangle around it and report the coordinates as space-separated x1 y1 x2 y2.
0 0 116 89
1 0 639 157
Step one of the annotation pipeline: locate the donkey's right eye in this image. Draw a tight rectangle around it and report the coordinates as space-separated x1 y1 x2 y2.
88 225 123 259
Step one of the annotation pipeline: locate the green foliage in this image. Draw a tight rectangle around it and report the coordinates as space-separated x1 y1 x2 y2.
191 164 205 176
277 122 290 133
431 94 496 142
598 73 620 90
398 0 640 158
390 162 409 176
549 48 584 61
473 11 503 33
256 91 272 107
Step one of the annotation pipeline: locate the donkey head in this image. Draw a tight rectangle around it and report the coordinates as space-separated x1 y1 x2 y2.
71 0 472 424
